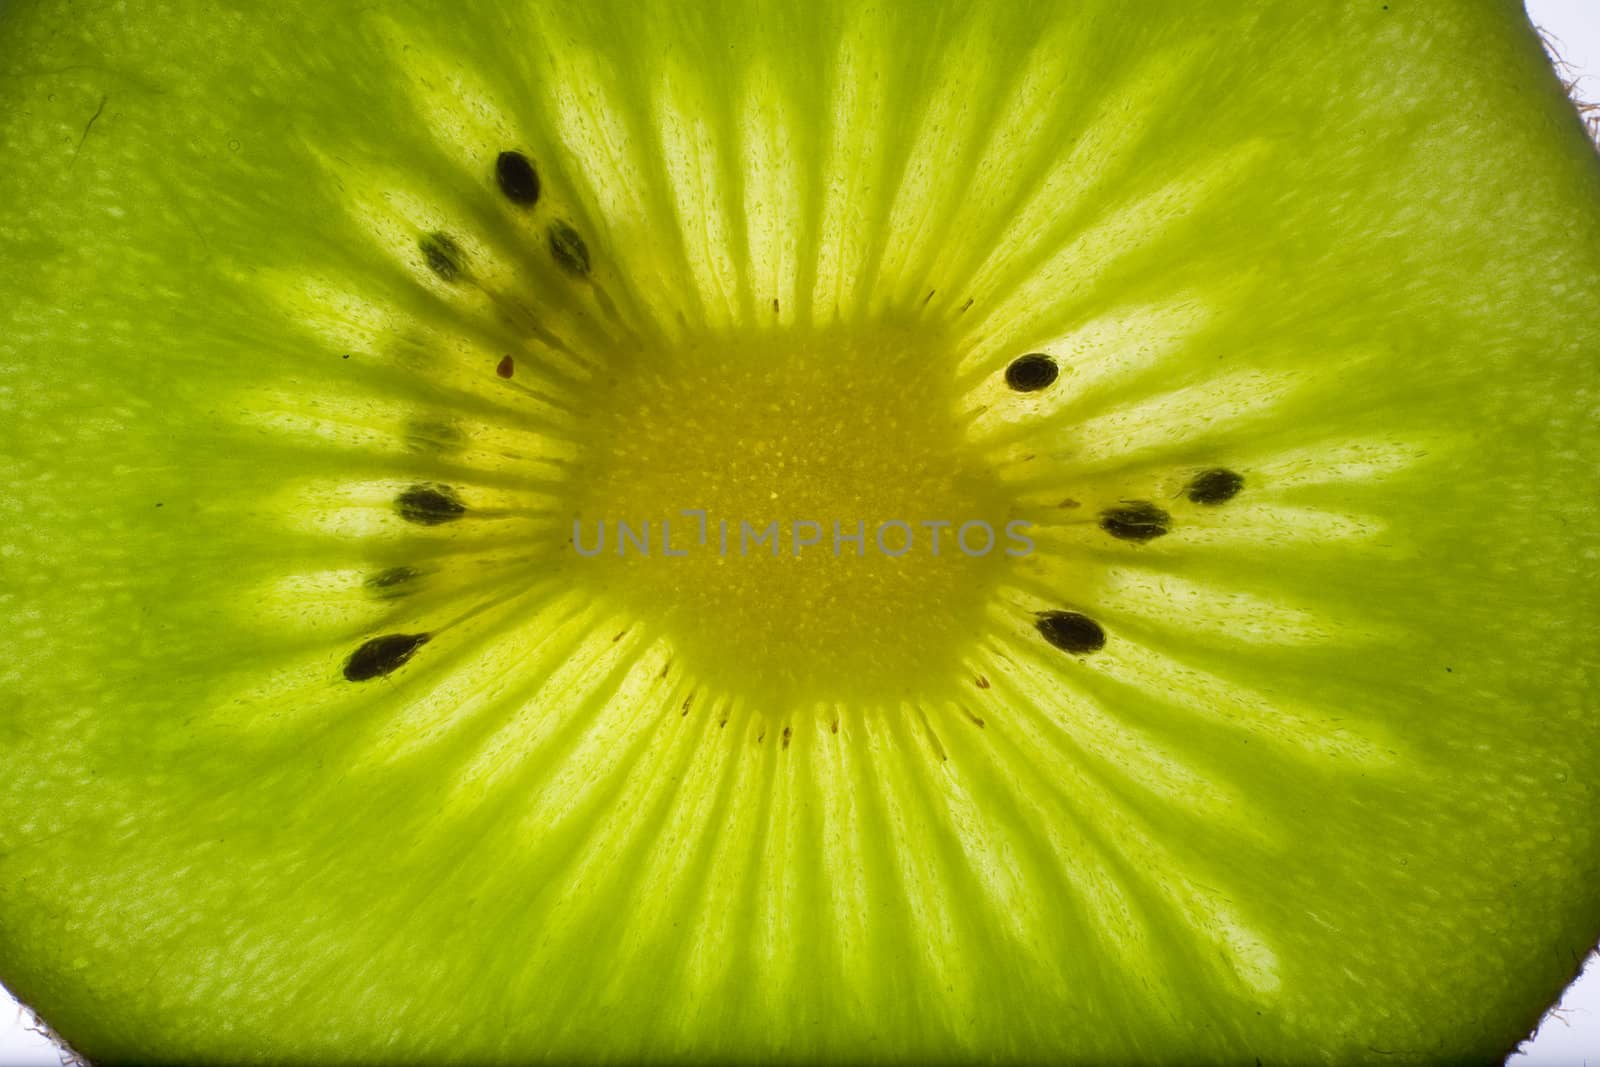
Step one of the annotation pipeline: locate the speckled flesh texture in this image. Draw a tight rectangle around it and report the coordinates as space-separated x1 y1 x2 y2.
1 2 1598 1064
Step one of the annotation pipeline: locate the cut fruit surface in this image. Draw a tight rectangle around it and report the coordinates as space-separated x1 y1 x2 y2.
1 1 1598 1064
568 323 1016 704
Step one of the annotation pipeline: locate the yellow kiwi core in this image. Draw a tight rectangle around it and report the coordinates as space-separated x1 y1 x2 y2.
569 324 1015 704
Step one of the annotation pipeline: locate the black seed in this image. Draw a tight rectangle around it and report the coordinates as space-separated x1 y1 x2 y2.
365 566 421 599
1186 468 1245 505
1005 353 1059 392
343 632 430 682
495 150 540 206
396 484 467 526
419 232 465 282
1099 502 1171 543
548 221 590 277
1034 611 1106 654
496 355 515 379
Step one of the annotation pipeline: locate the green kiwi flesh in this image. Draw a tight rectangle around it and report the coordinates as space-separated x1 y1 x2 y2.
1 1 1598 1063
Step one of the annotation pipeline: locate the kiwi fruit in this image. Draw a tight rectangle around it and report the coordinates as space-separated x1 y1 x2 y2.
2 2 1598 1064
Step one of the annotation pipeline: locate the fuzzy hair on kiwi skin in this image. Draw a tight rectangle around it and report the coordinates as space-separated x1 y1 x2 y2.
9 1000 85 1067
1536 25 1600 144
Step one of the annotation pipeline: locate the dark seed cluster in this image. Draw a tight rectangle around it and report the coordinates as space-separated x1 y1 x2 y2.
419 232 466 282
389 147 1263 704
1099 502 1171 543
1034 611 1106 654
396 483 467 526
344 632 431 681
365 565 422 599
548 220 591 277
1186 468 1244 505
420 151 597 297
495 150 541 206
1005 353 1059 393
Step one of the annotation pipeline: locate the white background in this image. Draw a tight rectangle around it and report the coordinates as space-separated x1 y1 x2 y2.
4 2 1599 1064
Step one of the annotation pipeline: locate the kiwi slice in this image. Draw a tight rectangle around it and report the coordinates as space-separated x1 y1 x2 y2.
2 2 1598 1063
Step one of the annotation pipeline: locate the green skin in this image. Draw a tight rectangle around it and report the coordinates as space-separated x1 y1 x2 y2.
1 0 1598 1063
